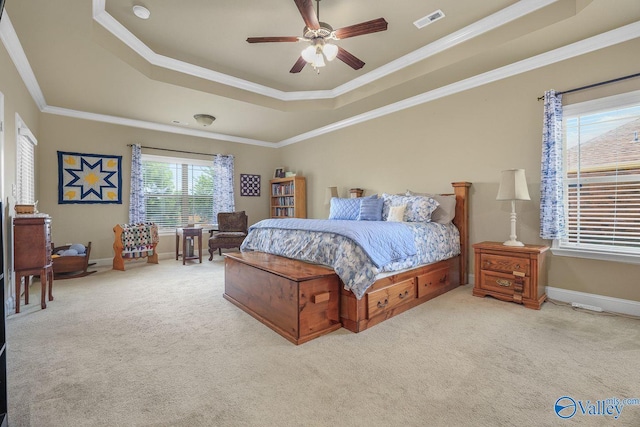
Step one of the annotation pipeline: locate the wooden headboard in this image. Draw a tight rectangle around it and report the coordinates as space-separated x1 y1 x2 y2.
449 182 471 285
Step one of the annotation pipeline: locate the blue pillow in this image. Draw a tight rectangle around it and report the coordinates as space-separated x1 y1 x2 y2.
69 243 86 254
329 198 361 220
358 197 384 221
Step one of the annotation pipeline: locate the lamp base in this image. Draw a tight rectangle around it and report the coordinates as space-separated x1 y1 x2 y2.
503 239 525 247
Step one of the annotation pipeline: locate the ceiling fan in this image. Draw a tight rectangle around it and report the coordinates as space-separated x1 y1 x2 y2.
246 0 388 73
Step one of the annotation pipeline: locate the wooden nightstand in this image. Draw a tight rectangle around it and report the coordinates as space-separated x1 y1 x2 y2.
472 241 549 309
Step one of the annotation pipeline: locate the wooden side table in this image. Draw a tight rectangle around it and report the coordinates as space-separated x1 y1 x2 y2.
175 227 203 265
472 241 549 309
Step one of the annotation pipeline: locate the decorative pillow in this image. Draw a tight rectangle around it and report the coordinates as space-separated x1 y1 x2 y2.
381 193 439 222
406 191 457 224
329 197 361 220
69 243 86 254
358 197 384 221
387 204 406 222
58 249 79 256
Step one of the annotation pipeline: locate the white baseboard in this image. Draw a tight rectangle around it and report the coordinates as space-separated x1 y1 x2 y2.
91 251 178 268
468 273 475 286
546 286 640 317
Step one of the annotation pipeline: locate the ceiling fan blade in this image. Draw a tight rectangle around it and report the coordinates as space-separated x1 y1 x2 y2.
294 0 320 30
246 36 300 43
290 56 307 73
334 18 388 39
336 47 365 70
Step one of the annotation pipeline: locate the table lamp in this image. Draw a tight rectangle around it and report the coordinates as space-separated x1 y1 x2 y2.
496 169 530 247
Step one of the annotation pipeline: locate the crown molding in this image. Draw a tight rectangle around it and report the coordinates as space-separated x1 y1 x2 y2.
0 13 46 110
333 0 557 96
41 106 275 148
92 0 558 101
3 4 639 149
275 21 640 147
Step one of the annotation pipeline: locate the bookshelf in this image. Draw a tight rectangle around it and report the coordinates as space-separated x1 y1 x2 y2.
270 176 306 218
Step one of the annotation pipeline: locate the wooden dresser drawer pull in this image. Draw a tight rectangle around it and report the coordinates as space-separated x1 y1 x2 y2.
514 263 521 270
424 281 432 287
398 290 409 299
496 279 512 287
377 298 389 308
439 275 447 283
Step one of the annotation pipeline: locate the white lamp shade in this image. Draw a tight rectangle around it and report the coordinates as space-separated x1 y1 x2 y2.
497 169 531 201
301 45 316 63
313 52 326 67
323 43 338 61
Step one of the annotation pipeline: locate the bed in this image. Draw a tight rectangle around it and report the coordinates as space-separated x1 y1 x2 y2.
224 182 470 341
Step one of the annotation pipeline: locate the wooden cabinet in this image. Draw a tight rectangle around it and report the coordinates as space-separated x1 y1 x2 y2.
270 176 306 218
13 215 53 313
473 241 549 309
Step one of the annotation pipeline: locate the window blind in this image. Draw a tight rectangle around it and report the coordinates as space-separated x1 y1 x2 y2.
141 154 214 230
562 100 640 254
17 126 36 204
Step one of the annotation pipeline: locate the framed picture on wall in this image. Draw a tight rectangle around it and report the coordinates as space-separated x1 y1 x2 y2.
240 174 261 196
274 167 285 178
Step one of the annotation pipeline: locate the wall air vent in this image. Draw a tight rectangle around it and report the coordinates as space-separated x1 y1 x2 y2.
414 9 445 29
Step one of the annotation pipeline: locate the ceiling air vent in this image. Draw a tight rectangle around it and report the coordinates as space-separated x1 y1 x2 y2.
414 9 445 29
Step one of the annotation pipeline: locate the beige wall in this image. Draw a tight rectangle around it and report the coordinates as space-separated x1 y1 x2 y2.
280 38 640 302
37 115 279 259
2 31 640 303
1 38 41 304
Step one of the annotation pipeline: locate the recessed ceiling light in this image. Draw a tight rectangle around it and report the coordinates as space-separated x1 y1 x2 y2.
133 5 151 20
414 9 445 29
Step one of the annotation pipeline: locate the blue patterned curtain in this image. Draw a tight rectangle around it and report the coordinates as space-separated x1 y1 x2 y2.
213 154 235 223
129 144 146 223
540 90 566 239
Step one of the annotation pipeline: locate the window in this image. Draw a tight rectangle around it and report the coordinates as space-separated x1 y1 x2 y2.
16 116 36 204
554 90 640 263
142 154 214 231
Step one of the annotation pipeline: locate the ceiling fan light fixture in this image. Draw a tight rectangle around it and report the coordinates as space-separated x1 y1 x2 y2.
301 45 317 63
132 5 151 20
323 43 338 61
193 114 216 126
314 52 326 67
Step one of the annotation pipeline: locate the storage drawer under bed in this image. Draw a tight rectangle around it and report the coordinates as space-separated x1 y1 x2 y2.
367 278 416 319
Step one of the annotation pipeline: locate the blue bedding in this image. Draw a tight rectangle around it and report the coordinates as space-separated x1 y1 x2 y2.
248 219 416 268
241 219 460 299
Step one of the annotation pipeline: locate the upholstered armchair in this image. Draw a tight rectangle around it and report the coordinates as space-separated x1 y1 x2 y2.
208 211 248 260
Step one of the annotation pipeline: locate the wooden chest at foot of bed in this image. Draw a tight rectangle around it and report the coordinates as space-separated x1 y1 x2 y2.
224 252 342 345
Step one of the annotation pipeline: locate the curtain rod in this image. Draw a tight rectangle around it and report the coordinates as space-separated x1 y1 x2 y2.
537 72 640 100
126 144 231 157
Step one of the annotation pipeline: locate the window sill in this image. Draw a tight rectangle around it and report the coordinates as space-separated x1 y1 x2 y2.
158 225 218 236
551 244 640 265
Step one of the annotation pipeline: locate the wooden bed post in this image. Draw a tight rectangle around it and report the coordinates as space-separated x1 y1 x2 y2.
452 182 471 285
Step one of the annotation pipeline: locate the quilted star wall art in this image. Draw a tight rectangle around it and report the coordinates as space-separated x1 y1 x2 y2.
58 151 122 204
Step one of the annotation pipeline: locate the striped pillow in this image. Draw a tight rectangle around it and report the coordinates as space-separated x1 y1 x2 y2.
357 197 384 221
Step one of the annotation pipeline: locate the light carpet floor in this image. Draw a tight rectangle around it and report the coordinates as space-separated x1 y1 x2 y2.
6 256 640 426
